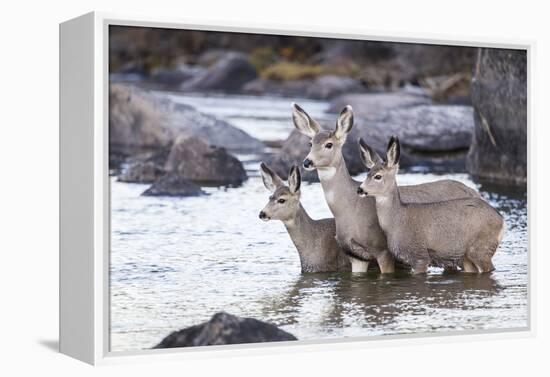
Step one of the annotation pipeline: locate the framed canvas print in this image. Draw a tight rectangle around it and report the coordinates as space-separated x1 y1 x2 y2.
59 12 532 365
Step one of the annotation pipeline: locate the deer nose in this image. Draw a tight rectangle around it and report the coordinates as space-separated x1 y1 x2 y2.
357 187 366 196
259 211 266 219
303 158 313 168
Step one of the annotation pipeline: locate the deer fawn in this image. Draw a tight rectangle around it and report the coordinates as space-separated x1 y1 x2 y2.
292 103 480 273
259 162 350 273
357 136 505 274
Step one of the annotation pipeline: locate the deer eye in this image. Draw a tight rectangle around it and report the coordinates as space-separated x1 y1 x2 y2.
374 174 382 180
308 141 312 147
277 198 286 204
325 142 333 149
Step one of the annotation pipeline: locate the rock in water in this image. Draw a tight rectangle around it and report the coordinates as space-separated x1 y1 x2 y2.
180 52 257 92
328 91 432 119
165 135 248 186
381 105 474 153
153 312 297 348
142 173 204 197
118 161 164 183
109 83 173 153
109 83 264 160
467 48 527 185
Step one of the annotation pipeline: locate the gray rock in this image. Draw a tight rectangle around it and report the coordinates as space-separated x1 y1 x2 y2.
109 83 173 154
165 135 247 186
328 91 432 119
467 48 527 185
150 64 207 86
181 52 257 92
242 75 366 99
153 312 297 348
109 84 264 161
379 105 474 153
142 173 204 197
118 161 165 183
167 102 265 152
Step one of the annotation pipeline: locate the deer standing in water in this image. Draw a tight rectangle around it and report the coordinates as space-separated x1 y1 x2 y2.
259 163 350 273
357 136 504 273
292 103 480 273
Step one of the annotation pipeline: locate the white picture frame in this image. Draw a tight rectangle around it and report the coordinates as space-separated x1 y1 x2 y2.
59 11 534 365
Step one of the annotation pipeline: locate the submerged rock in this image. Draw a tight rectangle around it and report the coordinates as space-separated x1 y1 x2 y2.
142 173 204 197
118 161 165 183
165 135 247 186
180 52 257 92
467 48 527 185
153 312 297 348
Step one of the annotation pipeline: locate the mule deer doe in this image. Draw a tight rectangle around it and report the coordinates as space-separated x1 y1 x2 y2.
292 103 480 273
357 136 505 273
259 162 350 273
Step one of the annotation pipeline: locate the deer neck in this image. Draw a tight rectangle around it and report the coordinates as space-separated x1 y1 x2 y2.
284 204 314 237
374 184 403 232
283 205 318 262
317 157 357 216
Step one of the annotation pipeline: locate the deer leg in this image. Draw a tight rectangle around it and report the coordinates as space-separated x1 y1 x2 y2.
462 256 478 273
350 259 369 273
409 248 429 274
467 243 497 273
412 262 429 274
348 239 371 273
470 254 495 273
377 250 395 274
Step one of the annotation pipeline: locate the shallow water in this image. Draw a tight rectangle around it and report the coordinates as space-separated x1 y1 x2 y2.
110 93 528 352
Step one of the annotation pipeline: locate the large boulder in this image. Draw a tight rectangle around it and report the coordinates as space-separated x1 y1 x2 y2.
109 84 264 161
180 52 257 92
167 102 265 152
242 75 366 99
268 104 474 180
142 173 204 197
379 105 474 153
467 48 527 185
154 312 297 348
165 135 247 186
109 83 173 155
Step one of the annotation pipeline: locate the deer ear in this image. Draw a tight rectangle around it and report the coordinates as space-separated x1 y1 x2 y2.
288 165 301 194
334 105 354 140
292 103 320 138
386 136 401 168
358 138 382 169
260 162 284 192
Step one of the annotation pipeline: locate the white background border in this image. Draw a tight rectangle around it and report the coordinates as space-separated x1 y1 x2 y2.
2 0 547 376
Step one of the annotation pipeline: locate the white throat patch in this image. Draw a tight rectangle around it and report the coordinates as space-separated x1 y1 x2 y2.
317 167 336 181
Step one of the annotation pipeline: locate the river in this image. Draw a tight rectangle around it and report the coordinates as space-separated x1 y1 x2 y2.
109 92 528 352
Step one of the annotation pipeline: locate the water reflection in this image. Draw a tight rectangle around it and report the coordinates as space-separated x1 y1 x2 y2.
260 272 500 333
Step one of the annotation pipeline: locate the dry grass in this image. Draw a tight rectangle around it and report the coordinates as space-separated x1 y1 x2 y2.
260 61 361 82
